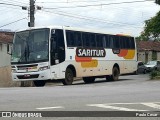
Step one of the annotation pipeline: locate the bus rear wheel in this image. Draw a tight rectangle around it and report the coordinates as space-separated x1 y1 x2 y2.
83 77 95 84
33 80 46 87
111 67 119 81
62 68 74 85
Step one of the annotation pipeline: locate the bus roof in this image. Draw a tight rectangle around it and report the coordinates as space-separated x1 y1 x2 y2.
15 26 133 37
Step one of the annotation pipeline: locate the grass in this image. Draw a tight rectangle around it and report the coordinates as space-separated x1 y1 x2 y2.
150 70 160 80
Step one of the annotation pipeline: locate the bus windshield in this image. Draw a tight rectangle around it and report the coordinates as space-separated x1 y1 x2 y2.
11 28 49 64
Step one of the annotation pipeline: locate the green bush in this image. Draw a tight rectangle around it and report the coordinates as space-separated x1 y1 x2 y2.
150 70 160 79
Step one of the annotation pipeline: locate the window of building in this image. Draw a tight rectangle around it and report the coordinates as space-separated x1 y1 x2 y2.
7 44 10 53
152 51 157 60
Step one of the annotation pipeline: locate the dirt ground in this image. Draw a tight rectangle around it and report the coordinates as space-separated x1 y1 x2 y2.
0 66 21 87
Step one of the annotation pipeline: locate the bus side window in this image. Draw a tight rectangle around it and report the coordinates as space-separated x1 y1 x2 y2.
96 34 103 48
56 29 65 63
105 35 110 48
51 29 65 65
125 37 130 49
120 36 130 49
120 36 125 49
102 35 106 48
66 31 74 47
113 36 120 49
82 32 90 47
90 33 96 48
51 30 57 51
130 37 135 49
108 35 114 48
74 31 82 47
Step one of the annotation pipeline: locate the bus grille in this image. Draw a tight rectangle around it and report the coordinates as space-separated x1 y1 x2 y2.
17 74 39 79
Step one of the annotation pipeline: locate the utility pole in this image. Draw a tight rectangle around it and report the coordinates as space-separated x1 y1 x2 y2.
29 0 35 27
22 0 42 27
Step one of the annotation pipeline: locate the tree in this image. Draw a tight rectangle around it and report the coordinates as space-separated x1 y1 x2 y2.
135 33 148 41
142 11 160 40
138 0 160 41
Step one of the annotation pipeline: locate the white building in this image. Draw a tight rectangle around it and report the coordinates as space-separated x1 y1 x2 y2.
0 32 14 87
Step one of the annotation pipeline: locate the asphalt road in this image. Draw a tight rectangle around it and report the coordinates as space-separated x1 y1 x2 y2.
0 74 160 120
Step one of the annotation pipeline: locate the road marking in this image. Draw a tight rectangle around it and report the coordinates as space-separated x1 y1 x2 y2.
36 106 64 110
95 102 160 105
88 104 147 111
142 103 160 110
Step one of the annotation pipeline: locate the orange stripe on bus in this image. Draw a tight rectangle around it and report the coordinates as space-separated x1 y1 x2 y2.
75 55 92 62
118 49 128 57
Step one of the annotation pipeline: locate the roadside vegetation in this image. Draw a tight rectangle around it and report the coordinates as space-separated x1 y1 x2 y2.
150 70 160 80
136 0 160 41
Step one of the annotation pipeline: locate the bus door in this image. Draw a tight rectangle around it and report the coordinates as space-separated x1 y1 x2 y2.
50 29 65 79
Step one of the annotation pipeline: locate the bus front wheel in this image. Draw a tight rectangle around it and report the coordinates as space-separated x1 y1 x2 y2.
33 80 46 87
111 67 119 81
83 77 95 84
62 68 74 85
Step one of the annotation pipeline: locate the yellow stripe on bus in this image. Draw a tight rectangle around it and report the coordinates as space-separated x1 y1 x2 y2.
124 50 135 59
81 59 98 68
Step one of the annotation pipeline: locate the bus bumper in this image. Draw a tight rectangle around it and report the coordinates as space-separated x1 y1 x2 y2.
12 69 51 81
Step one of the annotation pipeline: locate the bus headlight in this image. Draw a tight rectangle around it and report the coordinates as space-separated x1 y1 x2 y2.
39 66 49 71
12 69 17 73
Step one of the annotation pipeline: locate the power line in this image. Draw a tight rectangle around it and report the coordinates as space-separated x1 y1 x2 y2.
1 13 27 24
9 0 28 5
36 0 115 4
0 0 28 6
0 2 23 7
43 0 152 10
42 9 140 26
41 10 142 28
37 0 154 4
1 0 28 4
0 18 27 28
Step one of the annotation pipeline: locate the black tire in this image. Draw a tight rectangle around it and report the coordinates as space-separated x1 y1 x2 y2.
62 68 74 85
83 77 95 84
134 65 138 75
134 70 138 75
33 80 46 87
143 69 147 74
106 75 112 81
111 67 119 81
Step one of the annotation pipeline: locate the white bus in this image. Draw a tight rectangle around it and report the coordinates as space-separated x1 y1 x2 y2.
11 26 137 87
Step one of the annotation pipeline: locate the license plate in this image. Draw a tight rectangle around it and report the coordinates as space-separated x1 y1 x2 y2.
24 74 30 77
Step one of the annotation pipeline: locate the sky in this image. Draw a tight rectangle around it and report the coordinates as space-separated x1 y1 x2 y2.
0 0 160 37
